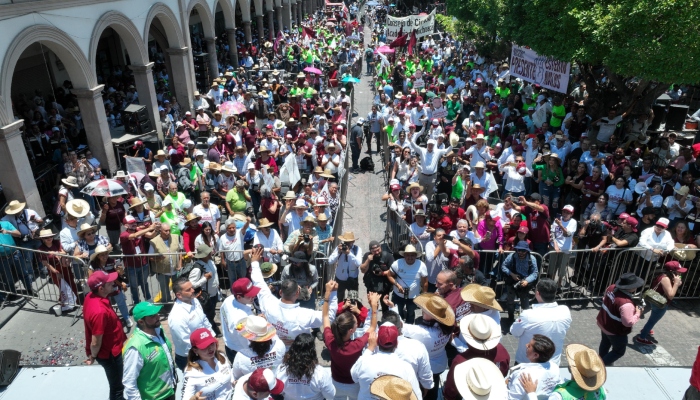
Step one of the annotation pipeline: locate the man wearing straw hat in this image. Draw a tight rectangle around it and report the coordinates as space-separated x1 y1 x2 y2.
443 314 511 400
351 321 423 400
450 358 508 400
370 376 419 400
524 344 606 400
0 219 23 302
1 199 44 289
388 244 428 324
328 231 362 301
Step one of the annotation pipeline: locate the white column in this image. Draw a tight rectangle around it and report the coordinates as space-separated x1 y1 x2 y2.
282 3 292 32
0 120 43 216
256 15 265 43
72 85 118 175
276 6 284 34
129 63 162 139
267 9 275 40
226 29 240 68
166 47 195 113
243 21 252 44
204 38 220 81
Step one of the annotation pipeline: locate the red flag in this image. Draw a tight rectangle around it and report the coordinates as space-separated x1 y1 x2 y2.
273 31 284 53
302 26 316 39
389 33 408 49
408 30 417 55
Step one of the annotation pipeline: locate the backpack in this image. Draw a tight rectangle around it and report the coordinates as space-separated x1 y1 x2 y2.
360 156 374 172
176 167 194 193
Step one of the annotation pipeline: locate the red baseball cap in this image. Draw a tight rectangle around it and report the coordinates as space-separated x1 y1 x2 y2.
248 368 284 395
123 215 137 225
626 217 639 232
87 270 119 290
664 261 688 274
619 213 631 220
190 328 217 349
132 140 143 149
518 226 529 234
231 278 261 298
377 322 399 347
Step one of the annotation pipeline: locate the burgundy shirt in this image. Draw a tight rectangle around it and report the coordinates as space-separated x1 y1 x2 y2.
524 205 550 244
323 326 369 384
119 230 147 268
442 345 511 400
83 292 126 359
443 287 470 323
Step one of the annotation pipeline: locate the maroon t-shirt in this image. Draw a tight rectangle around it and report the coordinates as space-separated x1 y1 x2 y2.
524 205 550 244
442 206 466 232
119 230 147 268
261 197 280 225
83 292 126 359
443 287 470 323
443 346 511 400
582 176 605 202
323 326 369 384
104 198 125 231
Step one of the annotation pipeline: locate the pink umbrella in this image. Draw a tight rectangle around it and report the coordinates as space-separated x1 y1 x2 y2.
219 101 247 117
80 179 128 197
304 67 323 75
376 46 395 54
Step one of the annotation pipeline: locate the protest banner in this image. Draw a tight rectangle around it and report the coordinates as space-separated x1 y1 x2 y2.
431 98 447 119
386 9 436 41
509 45 571 93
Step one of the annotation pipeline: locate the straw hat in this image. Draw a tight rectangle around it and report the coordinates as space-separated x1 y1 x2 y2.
316 213 328 222
406 182 423 192
313 166 324 174
460 284 503 312
61 176 79 188
258 218 274 228
320 169 335 179
274 120 286 130
459 314 501 351
399 244 422 257
675 185 690 197
260 262 278 279
66 199 90 218
370 375 418 400
77 223 98 238
453 358 508 400
236 315 277 342
179 157 192 166
148 170 161 178
89 244 110 262
413 293 455 326
259 145 271 153
4 200 26 215
185 213 201 223
156 149 167 157
37 229 56 239
129 197 146 208
283 190 297 200
221 162 237 173
301 215 317 225
208 162 222 171
338 232 357 242
565 344 607 391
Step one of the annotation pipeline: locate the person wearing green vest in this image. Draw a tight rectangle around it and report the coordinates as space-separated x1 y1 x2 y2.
549 96 566 131
495 79 511 98
446 93 461 124
451 165 471 201
123 302 177 400
165 181 186 210
520 344 607 400
159 198 181 235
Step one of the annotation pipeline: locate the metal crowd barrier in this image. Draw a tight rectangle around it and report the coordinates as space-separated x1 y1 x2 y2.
384 207 425 257
0 243 88 323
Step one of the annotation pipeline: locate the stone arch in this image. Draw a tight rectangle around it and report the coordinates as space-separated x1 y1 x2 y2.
144 2 187 49
267 0 276 12
214 0 236 29
0 25 95 126
252 0 264 17
235 0 252 22
186 0 216 38
89 11 150 69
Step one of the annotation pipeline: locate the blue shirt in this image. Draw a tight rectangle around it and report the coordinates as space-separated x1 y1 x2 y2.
501 253 538 283
0 221 16 255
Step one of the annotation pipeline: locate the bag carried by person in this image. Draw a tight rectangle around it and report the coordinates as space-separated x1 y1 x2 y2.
643 280 667 309
360 156 374 172
176 167 194 193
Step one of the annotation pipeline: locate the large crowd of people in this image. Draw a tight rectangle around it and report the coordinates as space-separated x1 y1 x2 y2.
2 0 700 399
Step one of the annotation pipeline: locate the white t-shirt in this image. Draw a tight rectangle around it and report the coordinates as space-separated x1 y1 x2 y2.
193 204 221 229
663 195 693 221
232 337 287 380
395 336 434 390
636 194 663 216
507 361 561 400
551 218 577 252
510 302 572 365
182 355 234 400
390 259 428 298
219 296 255 352
276 364 336 400
401 323 451 373
605 185 633 216
350 351 422 400
322 154 340 173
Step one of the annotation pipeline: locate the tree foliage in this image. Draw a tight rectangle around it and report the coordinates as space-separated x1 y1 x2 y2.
446 0 700 118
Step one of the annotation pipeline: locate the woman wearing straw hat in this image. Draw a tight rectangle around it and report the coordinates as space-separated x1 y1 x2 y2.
37 229 79 311
74 223 112 262
182 213 202 257
182 327 233 400
387 244 428 324
276 333 336 399
89 244 132 327
383 293 455 400
253 218 284 265
443 314 511 400
232 315 286 380
57 176 79 223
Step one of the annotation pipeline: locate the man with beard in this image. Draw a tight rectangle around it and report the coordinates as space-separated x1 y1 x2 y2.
605 147 631 182
361 241 395 312
123 302 177 400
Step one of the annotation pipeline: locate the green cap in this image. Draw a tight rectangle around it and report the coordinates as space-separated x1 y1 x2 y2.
133 302 162 321
260 262 274 274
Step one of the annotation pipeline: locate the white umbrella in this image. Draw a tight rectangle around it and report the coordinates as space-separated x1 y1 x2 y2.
80 179 129 197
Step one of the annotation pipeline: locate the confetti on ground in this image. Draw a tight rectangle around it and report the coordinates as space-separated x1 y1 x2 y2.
20 337 85 366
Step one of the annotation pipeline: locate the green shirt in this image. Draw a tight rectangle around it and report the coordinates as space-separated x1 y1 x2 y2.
159 211 181 235
550 104 566 128
166 192 186 210
226 188 249 212
553 381 606 400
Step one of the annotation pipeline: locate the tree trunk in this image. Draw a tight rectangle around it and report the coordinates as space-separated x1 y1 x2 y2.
578 62 667 121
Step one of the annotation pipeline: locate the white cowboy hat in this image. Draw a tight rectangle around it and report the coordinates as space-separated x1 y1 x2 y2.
4 200 26 215
89 244 110 262
236 315 277 342
61 176 79 188
399 244 422 257
459 314 502 351
453 358 507 400
66 199 90 218
77 223 98 238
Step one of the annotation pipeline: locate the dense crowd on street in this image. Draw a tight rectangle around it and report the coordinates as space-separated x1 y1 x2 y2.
2 1 700 400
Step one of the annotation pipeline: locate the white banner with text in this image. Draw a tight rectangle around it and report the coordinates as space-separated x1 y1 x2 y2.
386 9 436 41
509 45 571 93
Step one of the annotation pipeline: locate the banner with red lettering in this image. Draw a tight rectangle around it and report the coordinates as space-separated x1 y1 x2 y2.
509 45 571 93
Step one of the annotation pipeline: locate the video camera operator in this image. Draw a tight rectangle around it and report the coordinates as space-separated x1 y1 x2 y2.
360 240 394 313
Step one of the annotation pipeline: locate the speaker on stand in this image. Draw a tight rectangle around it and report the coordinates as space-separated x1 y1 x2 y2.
666 104 689 131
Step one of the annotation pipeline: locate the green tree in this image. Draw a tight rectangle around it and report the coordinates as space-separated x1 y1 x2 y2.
448 0 700 119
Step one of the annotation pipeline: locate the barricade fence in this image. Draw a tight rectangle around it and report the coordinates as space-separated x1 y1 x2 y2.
385 207 424 257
